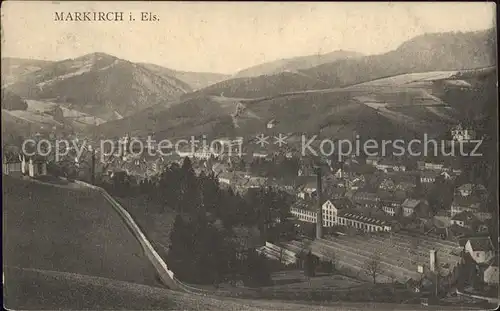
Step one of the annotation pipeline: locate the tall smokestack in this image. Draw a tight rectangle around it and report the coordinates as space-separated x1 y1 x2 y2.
430 249 439 297
430 249 437 272
316 166 323 239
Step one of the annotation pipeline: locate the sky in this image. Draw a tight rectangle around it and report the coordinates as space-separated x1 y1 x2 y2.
1 1 496 74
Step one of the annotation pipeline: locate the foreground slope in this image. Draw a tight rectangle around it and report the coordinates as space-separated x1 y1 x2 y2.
2 176 159 286
3 267 479 310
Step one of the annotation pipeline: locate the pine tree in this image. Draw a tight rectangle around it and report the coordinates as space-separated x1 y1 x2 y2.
179 157 201 213
167 214 195 282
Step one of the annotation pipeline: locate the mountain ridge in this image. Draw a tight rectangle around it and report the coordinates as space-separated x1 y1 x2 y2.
191 29 495 99
3 53 191 121
233 50 364 78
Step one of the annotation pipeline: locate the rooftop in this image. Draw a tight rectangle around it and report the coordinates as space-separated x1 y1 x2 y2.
468 236 494 252
377 158 405 166
402 199 420 209
452 194 482 208
24 154 48 163
338 208 392 226
3 154 21 164
457 183 487 192
324 198 352 210
451 211 479 223
303 180 317 190
420 170 440 178
290 200 317 212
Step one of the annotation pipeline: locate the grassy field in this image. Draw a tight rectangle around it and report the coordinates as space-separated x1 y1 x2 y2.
268 271 363 291
2 176 160 288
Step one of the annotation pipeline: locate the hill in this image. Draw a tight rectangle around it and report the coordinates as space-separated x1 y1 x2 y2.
93 65 495 147
1 88 28 110
1 57 53 86
1 109 37 144
301 29 496 87
234 50 363 78
190 29 495 99
4 53 191 121
2 176 160 286
186 71 332 99
140 63 229 90
1 99 108 143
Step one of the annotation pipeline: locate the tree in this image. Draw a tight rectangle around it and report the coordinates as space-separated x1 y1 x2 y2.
1 89 28 110
300 238 312 254
167 212 237 285
303 250 317 278
158 162 183 210
321 247 337 273
364 252 382 284
243 249 272 286
179 157 201 212
166 215 194 281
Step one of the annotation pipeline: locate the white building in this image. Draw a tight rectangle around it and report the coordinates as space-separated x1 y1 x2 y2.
321 199 346 227
267 119 278 129
290 206 318 224
290 199 351 228
450 211 479 228
297 180 317 200
375 159 406 173
2 157 22 177
20 156 47 178
451 124 475 142
465 237 495 264
402 199 420 217
382 205 398 216
420 171 439 184
417 161 445 171
483 256 499 284
217 172 233 185
366 156 381 166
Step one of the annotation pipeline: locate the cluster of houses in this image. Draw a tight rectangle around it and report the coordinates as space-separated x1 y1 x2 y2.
451 123 476 143
287 152 494 238
459 236 499 286
3 153 47 178
141 139 495 245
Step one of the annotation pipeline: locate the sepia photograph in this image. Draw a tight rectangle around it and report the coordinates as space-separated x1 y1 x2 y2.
1 1 498 310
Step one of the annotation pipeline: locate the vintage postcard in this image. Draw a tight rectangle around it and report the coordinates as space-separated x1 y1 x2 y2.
1 1 498 310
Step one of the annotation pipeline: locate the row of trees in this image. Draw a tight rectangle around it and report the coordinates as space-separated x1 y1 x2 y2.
121 157 296 285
